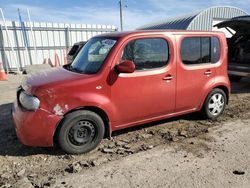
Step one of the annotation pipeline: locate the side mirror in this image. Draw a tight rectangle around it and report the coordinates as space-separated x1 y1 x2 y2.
116 60 135 74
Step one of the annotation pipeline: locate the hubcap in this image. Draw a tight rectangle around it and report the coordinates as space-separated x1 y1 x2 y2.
68 120 96 146
208 93 225 116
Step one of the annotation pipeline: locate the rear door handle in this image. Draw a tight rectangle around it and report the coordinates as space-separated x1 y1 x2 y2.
204 70 212 76
163 75 173 81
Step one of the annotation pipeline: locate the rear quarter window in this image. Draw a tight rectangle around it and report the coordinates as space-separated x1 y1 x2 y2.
181 36 221 65
212 37 220 63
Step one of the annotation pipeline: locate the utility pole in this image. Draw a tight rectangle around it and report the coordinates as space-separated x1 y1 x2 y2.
119 0 123 31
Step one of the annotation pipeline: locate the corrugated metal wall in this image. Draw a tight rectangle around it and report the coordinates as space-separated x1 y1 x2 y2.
0 20 117 72
137 12 198 30
137 6 248 31
188 6 247 30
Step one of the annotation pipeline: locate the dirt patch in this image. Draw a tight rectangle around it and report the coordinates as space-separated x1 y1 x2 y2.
0 75 250 188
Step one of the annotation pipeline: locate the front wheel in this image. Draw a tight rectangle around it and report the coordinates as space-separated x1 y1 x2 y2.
57 110 105 154
201 88 227 120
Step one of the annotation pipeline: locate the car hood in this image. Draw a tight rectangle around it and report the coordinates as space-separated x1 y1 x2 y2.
215 16 250 33
22 67 90 93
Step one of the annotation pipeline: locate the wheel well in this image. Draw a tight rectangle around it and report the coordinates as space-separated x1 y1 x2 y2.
215 85 229 104
53 106 110 144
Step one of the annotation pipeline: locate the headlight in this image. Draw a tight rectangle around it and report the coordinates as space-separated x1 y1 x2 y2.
19 91 40 111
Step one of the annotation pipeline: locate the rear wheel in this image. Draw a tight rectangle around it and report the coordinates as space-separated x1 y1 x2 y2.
229 75 242 82
201 88 227 120
57 110 105 154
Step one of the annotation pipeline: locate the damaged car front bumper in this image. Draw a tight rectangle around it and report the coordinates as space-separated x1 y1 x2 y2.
12 99 62 147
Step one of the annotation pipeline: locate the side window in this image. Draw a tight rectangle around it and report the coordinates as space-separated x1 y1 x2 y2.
201 37 211 63
121 38 169 70
212 37 220 63
181 37 201 65
181 36 221 65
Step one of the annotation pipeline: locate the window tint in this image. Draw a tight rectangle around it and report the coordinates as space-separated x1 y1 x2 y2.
121 38 169 70
181 37 220 65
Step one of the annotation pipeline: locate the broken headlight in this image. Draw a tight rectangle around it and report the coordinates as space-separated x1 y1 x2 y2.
19 91 40 111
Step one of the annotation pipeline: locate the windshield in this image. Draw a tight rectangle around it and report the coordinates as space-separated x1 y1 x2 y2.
70 37 117 74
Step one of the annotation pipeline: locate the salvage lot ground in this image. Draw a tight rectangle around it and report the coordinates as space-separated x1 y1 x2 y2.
0 74 250 188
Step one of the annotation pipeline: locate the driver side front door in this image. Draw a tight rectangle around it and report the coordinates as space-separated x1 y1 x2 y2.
110 36 176 129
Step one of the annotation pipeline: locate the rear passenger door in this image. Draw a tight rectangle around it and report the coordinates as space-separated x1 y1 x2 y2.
176 36 221 112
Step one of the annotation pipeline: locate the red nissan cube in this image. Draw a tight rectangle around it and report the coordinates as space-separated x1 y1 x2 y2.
12 30 230 154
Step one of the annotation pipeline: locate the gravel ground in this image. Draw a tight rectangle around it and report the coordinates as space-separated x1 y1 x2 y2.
52 119 250 188
0 74 250 188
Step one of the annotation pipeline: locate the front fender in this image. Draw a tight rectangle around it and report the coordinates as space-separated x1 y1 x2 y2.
39 91 115 138
41 92 113 119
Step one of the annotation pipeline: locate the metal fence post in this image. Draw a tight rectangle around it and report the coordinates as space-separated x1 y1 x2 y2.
0 25 9 72
65 27 70 51
1 8 20 73
12 21 22 69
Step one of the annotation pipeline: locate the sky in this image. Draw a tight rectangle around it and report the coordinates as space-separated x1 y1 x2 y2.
0 0 250 30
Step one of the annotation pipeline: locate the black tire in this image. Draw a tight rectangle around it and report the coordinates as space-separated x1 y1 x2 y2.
57 110 105 154
229 75 242 82
201 88 227 120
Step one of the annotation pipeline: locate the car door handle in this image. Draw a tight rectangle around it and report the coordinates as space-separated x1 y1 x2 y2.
163 75 173 81
204 70 212 75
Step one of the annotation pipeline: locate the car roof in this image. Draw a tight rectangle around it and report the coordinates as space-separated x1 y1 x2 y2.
95 30 224 38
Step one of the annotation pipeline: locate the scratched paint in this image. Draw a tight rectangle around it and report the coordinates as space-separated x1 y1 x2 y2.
53 104 64 116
